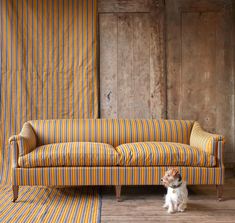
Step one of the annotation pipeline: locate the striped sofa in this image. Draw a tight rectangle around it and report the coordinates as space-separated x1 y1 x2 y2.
9 119 225 202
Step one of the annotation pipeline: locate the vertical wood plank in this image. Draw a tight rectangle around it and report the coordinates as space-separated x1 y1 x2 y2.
99 1 166 120
117 14 134 118
99 14 118 118
215 7 234 163
150 6 166 118
181 12 217 129
166 0 181 119
166 0 234 164
132 14 150 118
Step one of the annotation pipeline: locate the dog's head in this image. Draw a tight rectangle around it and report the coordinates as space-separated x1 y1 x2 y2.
161 168 182 188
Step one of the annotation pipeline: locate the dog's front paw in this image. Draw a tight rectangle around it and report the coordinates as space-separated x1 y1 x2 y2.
167 209 175 214
162 204 168 209
178 204 187 212
178 208 185 212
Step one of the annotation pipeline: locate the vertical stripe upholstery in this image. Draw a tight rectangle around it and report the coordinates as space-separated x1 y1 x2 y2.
12 166 224 186
9 119 224 186
29 119 194 147
19 142 119 167
190 122 225 157
116 142 216 167
0 0 98 185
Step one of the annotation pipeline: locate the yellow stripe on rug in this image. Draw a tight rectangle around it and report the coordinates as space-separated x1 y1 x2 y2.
0 186 101 223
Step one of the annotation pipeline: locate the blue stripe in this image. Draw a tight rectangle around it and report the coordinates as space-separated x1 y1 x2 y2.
173 120 178 142
163 120 168 141
179 120 184 143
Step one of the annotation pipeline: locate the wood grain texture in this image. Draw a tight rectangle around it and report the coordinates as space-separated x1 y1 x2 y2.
149 5 166 118
117 14 134 118
101 179 235 223
98 0 152 13
233 0 235 166
132 14 150 118
166 0 234 164
99 0 166 119
100 14 118 118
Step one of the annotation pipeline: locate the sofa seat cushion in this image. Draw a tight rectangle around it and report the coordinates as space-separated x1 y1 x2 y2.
116 142 216 167
19 142 119 167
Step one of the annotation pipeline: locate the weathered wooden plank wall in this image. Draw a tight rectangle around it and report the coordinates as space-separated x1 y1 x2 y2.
166 0 234 165
99 0 166 119
98 0 235 165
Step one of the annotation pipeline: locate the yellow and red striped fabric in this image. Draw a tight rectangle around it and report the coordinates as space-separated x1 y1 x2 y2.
19 142 119 167
0 186 101 223
28 119 194 147
0 0 98 185
116 142 216 167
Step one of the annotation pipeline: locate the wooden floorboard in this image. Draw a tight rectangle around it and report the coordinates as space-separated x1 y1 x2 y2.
101 178 235 223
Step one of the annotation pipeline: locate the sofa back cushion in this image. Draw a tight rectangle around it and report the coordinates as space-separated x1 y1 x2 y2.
28 119 194 147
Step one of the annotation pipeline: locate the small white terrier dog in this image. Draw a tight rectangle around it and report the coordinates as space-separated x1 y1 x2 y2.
161 168 188 213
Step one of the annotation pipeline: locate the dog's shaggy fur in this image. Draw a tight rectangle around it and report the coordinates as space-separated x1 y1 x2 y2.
161 168 188 213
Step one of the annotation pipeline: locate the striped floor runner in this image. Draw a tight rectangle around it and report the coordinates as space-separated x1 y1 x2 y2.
0 186 101 223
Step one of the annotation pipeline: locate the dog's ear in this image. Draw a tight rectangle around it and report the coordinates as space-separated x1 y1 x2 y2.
177 174 182 182
171 168 179 176
168 167 173 171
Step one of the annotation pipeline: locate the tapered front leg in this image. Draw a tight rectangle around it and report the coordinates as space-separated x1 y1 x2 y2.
216 185 223 201
115 185 122 202
12 185 19 202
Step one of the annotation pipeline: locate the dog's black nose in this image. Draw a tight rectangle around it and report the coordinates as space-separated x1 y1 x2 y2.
160 178 163 181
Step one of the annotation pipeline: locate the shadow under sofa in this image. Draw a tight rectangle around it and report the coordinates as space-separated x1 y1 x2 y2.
9 119 225 202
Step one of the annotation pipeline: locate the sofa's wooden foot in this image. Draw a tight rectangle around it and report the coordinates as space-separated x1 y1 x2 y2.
115 185 122 202
216 185 223 201
12 185 19 202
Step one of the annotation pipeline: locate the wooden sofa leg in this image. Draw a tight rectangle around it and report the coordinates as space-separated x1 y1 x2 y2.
12 185 19 202
216 185 223 201
115 185 122 202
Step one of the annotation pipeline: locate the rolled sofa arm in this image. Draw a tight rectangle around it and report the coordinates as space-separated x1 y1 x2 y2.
190 122 225 166
9 122 37 160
